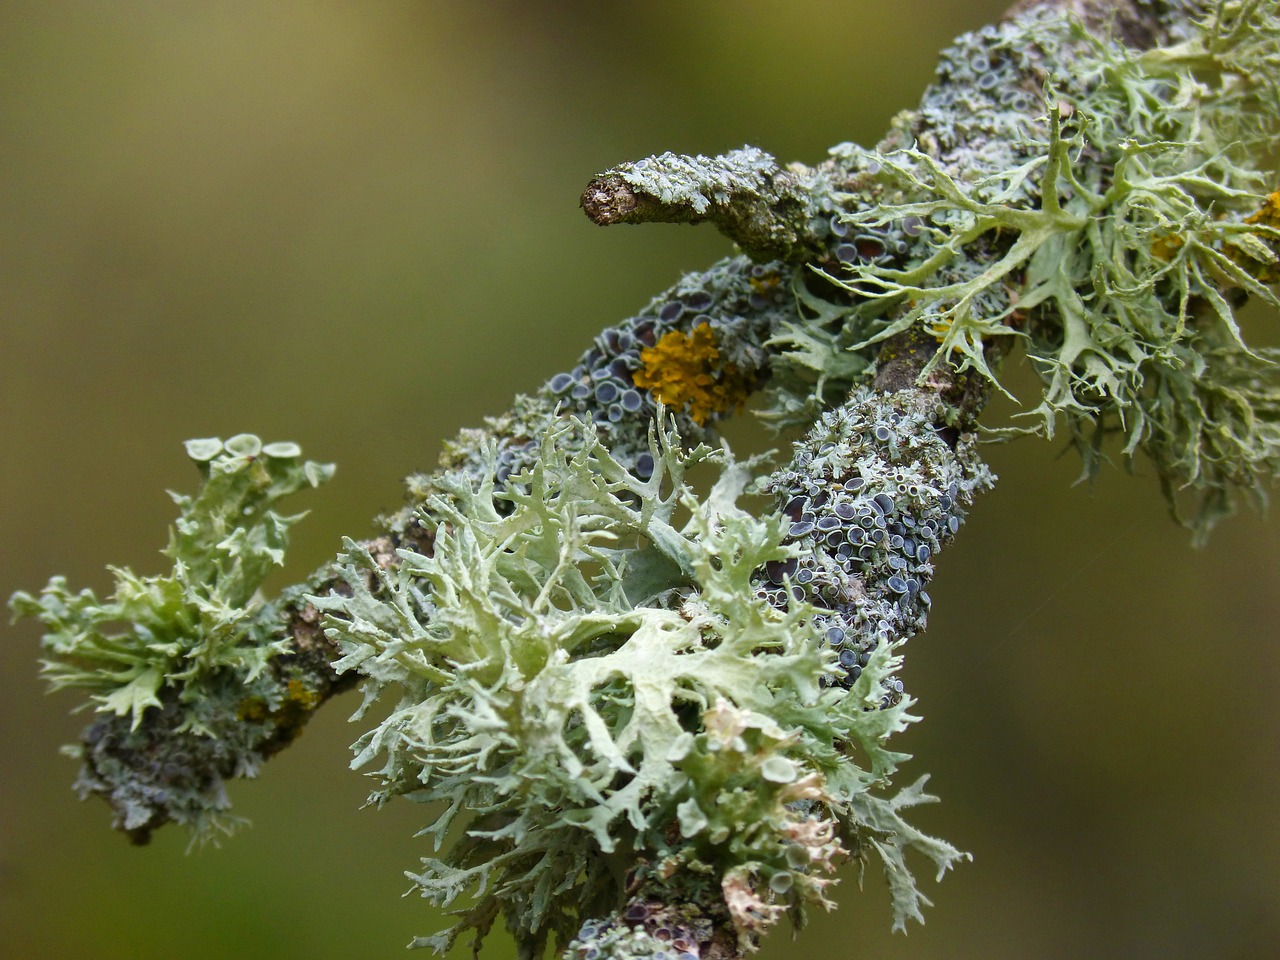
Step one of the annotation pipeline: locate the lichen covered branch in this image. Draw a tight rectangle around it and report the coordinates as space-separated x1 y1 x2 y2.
10 438 352 842
581 146 836 263
13 1 1280 958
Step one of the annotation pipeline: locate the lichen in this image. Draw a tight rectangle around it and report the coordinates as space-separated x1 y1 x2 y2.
765 0 1280 539
11 435 333 731
1234 190 1280 283
395 256 788 538
568 904 720 960
9 435 334 840
316 410 960 955
582 145 836 261
15 1 1280 954
755 385 994 694
609 147 780 217
633 323 755 425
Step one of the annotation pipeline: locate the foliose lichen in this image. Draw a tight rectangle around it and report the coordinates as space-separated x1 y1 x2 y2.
317 410 962 956
10 435 335 840
567 900 719 960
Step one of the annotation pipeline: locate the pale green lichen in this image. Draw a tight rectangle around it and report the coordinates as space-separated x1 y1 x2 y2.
584 145 838 262
10 436 336 841
803 0 1280 542
610 147 781 217
11 435 334 731
768 1 1280 538
316 411 960 956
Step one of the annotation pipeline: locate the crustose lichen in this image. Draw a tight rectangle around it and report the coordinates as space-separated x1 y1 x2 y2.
632 322 756 425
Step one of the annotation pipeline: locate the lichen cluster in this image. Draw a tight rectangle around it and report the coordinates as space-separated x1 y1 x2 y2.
330 5 1280 947
12 1 1280 957
568 901 717 960
775 0 1280 537
607 147 782 218
10 436 335 839
756 386 993 690
419 256 787 512
582 146 834 261
318 410 965 956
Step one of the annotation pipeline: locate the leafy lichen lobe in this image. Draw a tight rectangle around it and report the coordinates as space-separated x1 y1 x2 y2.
10 435 334 840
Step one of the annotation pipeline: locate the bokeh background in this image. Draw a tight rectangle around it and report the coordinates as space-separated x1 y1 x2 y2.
2 2 1278 958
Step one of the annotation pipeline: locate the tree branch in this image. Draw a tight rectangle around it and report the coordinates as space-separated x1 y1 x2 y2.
581 147 835 263
15 0 1280 957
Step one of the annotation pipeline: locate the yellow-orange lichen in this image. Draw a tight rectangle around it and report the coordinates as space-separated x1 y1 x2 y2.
749 271 781 293
236 697 269 723
1230 190 1280 283
285 678 321 710
1151 193 1280 281
632 322 752 425
235 679 320 728
1244 191 1280 228
1152 193 1280 272
1151 233 1185 262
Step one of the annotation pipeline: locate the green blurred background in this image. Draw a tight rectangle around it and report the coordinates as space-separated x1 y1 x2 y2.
2 2 1277 957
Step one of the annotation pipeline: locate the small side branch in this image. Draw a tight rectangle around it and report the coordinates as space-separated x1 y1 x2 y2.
581 146 832 263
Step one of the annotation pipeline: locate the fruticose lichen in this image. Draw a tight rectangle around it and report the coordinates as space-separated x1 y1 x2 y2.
774 0 1280 538
317 410 965 956
10 436 336 840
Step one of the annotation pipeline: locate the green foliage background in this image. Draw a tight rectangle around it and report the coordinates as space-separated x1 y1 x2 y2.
1 1 1277 958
